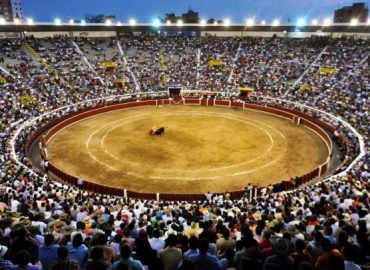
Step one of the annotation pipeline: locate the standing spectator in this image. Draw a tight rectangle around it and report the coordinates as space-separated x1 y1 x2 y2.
77 178 84 189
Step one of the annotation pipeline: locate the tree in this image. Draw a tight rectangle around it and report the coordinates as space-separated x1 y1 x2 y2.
85 14 116 23
162 9 200 24
182 9 199 23
207 18 223 24
163 13 179 23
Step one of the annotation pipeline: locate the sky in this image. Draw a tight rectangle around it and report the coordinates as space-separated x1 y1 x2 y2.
22 0 366 23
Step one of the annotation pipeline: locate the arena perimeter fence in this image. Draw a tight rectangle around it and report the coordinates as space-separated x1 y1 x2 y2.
10 92 366 201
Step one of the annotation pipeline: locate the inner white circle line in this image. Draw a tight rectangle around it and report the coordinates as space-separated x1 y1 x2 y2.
100 111 277 172
83 110 288 180
72 108 290 180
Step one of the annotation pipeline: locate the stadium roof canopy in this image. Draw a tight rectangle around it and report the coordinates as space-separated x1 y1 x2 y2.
0 23 370 33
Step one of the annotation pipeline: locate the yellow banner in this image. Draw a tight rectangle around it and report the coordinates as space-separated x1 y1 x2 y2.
208 59 224 67
0 76 7 84
239 87 254 92
299 84 312 94
19 95 36 107
318 67 334 74
102 62 117 69
115 79 125 88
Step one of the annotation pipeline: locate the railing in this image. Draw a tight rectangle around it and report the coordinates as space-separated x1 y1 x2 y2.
31 97 332 200
9 92 365 201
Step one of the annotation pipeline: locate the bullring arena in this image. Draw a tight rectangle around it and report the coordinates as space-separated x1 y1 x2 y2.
39 98 331 195
1 5 370 270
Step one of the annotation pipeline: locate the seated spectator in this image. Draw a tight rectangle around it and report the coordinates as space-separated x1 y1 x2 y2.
112 244 144 270
315 238 342 270
342 244 361 270
159 234 182 270
109 234 122 257
50 246 79 270
39 234 59 270
188 239 221 270
14 250 40 270
177 259 196 270
291 239 310 270
216 229 235 258
262 237 294 270
91 233 115 262
0 245 15 270
85 246 111 270
219 248 235 270
149 229 165 258
183 236 199 259
67 233 88 269
135 230 157 269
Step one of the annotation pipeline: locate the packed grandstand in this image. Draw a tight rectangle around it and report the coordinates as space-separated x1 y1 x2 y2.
0 32 369 270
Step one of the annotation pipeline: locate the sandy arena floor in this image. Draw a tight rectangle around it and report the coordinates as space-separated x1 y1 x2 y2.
46 105 328 194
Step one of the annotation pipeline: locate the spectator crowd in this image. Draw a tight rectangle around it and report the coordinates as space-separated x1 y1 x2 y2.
0 33 369 270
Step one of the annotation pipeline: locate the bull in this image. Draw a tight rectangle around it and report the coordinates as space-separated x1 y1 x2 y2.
154 127 165 136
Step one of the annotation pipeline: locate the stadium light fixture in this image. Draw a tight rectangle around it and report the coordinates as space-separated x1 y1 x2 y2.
0 18 6 25
261 20 266 25
246 18 254 26
27 18 33 25
350 18 358 26
297 18 305 27
105 19 112 26
129 19 136 26
272 19 280 26
323 18 331 26
224 19 231 26
311 19 318 25
152 19 161 27
80 19 86 26
54 18 62 25
69 19 74 25
200 19 207 26
177 19 183 27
